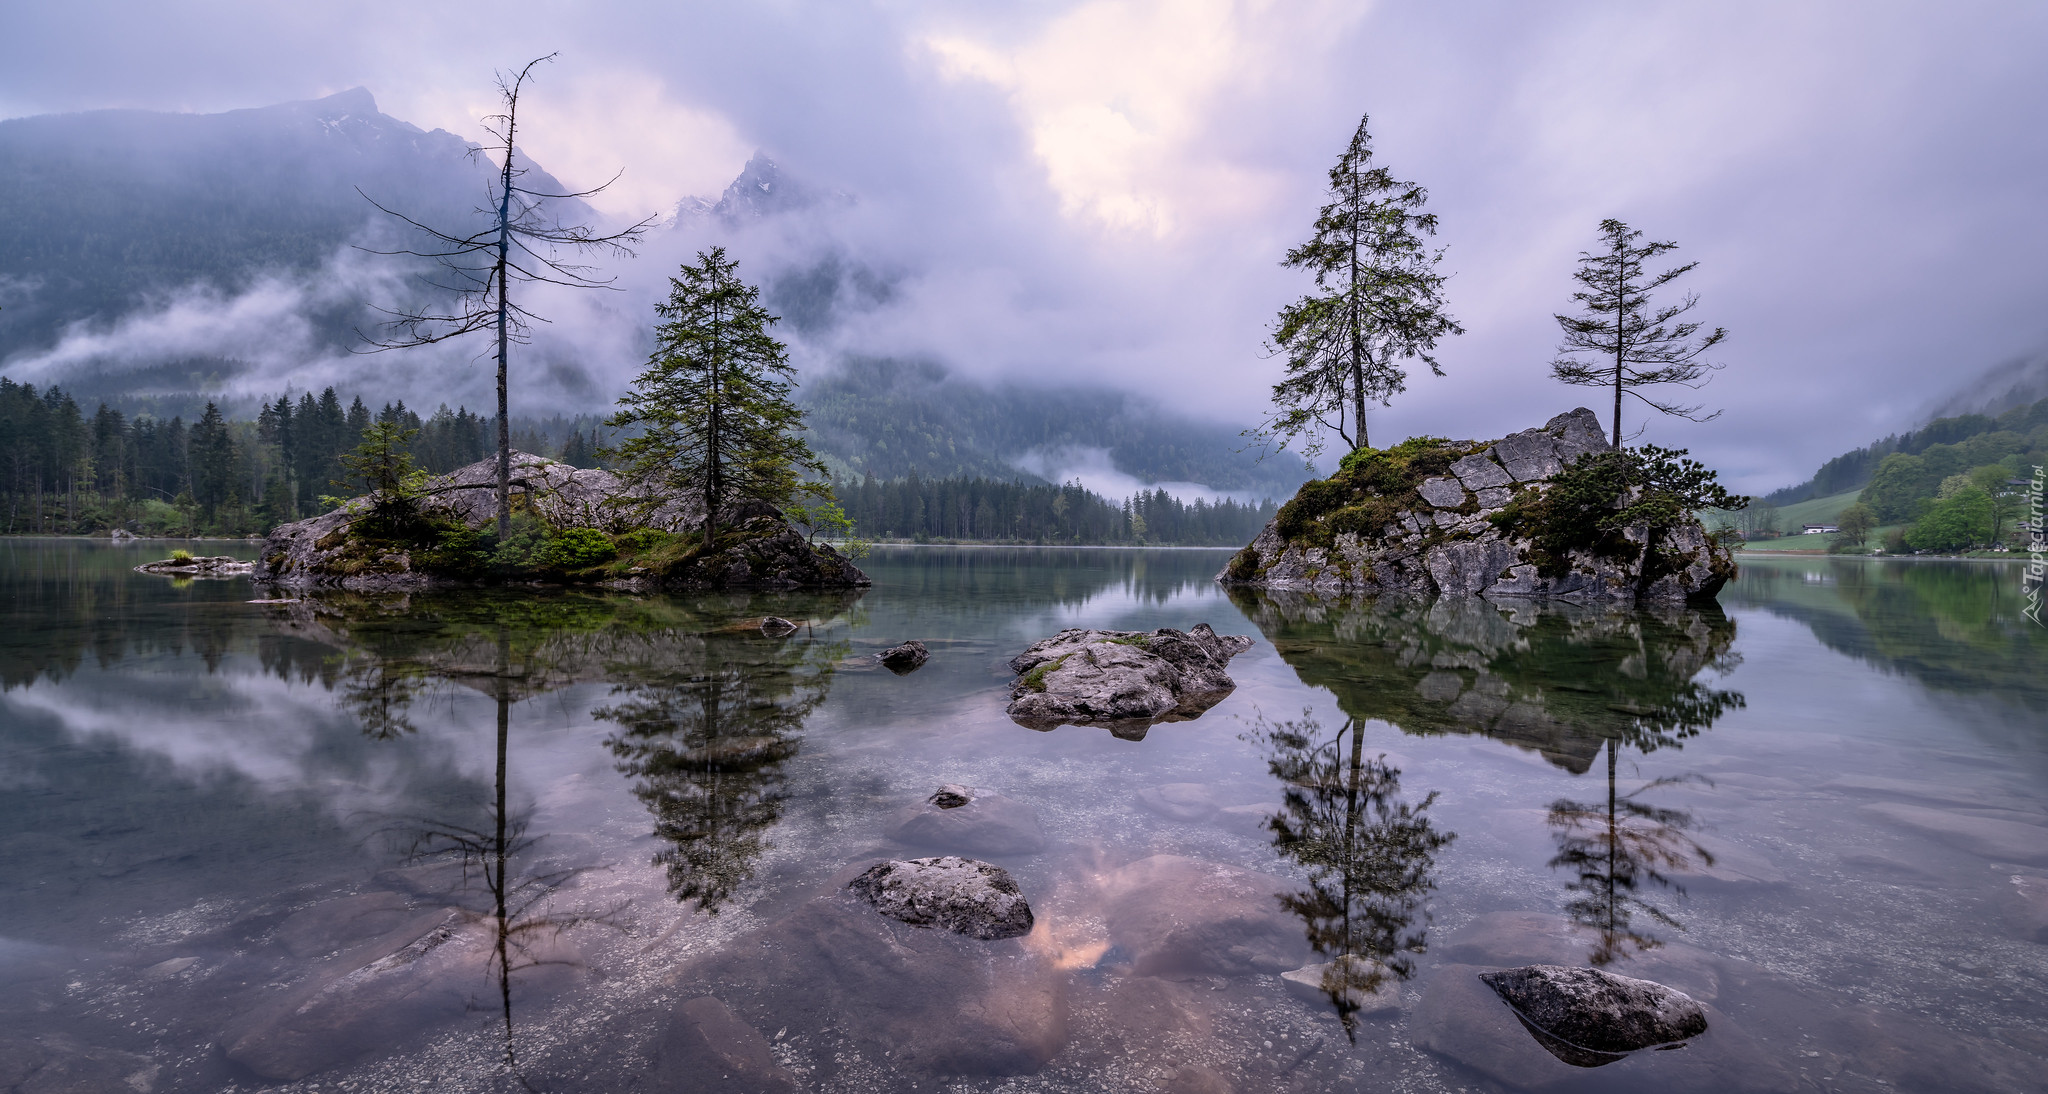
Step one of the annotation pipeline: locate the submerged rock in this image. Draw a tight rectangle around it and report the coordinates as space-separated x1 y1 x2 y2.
848 856 1036 940
1136 782 1220 821
1479 964 1707 1065
1861 803 2048 865
1412 963 1793 1092
879 639 930 672
887 787 1048 855
1281 956 1403 1017
1005 624 1255 732
1220 408 1735 602
687 876 1066 1074
219 906 581 1079
651 996 798 1093
759 615 798 636
1099 855 1308 976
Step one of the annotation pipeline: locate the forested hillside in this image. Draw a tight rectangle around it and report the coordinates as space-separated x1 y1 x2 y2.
0 375 1269 544
1763 395 2048 506
830 471 1276 545
798 357 1309 497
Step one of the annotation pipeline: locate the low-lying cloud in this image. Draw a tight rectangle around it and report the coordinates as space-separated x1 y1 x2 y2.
3 1 2045 491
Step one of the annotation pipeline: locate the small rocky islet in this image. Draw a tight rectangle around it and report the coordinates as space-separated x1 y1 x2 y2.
1223 407 1736 602
256 450 869 592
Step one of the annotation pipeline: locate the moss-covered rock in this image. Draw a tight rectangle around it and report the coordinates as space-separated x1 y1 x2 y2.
258 452 868 591
1219 409 1734 603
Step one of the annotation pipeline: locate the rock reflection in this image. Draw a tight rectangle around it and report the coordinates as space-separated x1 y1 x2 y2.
1251 710 1454 1039
1235 590 1744 964
1231 589 1744 772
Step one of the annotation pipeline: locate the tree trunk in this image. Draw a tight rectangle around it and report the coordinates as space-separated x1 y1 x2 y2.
703 295 723 544
1612 360 1624 450
493 104 517 541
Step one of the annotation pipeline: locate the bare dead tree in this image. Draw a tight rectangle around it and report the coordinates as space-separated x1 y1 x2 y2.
359 54 652 538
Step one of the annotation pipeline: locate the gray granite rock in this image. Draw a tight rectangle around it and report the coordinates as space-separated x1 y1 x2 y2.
879 639 930 672
1451 453 1514 490
1480 964 1707 1061
257 453 867 592
136 554 253 576
1417 476 1469 508
1005 624 1253 731
848 856 1035 939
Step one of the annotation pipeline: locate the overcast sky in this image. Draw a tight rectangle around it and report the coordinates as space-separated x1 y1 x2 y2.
5 0 2046 491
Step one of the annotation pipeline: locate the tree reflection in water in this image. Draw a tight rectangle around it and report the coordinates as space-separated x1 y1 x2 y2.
1234 589 1745 966
373 628 608 1080
595 620 840 913
1252 710 1453 1040
1548 760 1713 967
272 589 854 1079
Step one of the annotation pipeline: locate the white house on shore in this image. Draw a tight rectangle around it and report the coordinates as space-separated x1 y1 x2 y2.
1801 523 1840 535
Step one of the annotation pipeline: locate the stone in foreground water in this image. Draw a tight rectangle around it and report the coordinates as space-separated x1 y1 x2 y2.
1479 963 1707 1065
848 856 1035 939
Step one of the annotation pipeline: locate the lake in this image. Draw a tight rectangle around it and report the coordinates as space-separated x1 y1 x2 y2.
0 539 2043 1093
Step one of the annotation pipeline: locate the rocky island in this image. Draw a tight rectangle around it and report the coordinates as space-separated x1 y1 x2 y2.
1222 409 1737 602
258 451 869 592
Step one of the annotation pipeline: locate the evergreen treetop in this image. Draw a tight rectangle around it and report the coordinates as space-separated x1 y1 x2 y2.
608 248 826 539
1259 113 1461 458
1551 219 1728 448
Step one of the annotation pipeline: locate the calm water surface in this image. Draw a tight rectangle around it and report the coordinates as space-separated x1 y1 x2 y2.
1 540 2043 1093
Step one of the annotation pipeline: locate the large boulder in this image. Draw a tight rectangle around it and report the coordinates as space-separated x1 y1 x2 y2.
1220 409 1735 603
1478 964 1707 1065
646 498 871 591
847 856 1036 940
1005 624 1255 733
259 451 696 590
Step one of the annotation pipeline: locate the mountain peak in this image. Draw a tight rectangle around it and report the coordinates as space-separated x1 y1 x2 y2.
310 87 379 117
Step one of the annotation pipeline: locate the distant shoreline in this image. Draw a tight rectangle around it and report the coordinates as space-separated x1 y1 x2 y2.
857 541 1238 552
1739 549 2033 564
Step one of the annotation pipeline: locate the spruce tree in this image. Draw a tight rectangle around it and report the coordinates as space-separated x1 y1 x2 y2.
1551 219 1728 448
608 248 825 541
1260 114 1461 457
188 402 238 518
